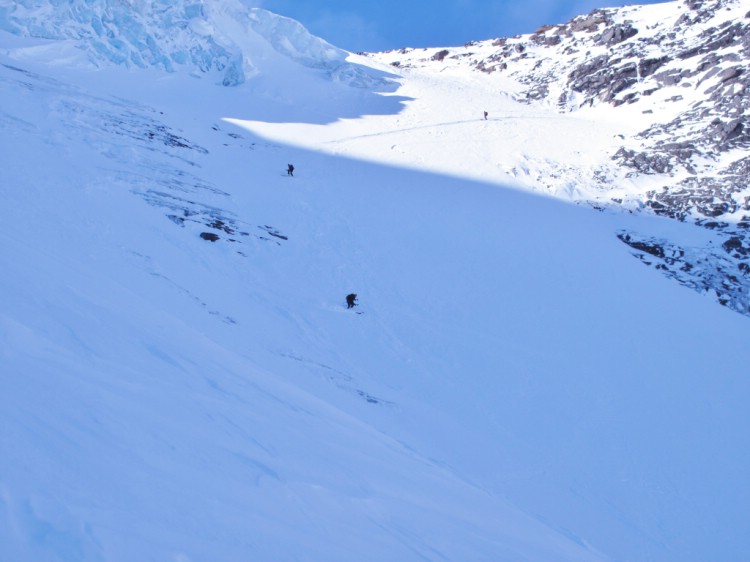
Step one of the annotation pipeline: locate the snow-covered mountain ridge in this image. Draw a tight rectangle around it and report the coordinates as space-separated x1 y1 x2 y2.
0 0 383 88
370 0 750 315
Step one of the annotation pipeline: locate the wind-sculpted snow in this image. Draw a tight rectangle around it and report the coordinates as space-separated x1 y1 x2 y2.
0 0 385 88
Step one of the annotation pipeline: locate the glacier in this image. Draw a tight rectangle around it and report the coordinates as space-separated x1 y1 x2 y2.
0 0 385 87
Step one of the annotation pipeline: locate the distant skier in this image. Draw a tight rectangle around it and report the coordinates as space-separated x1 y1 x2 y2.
483 111 488 120
346 293 357 309
287 163 294 176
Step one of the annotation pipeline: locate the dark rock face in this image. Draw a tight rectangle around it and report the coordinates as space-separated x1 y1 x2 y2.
613 148 673 175
638 56 669 78
645 158 750 222
566 56 640 105
569 10 611 33
618 230 750 315
596 23 638 46
432 49 450 62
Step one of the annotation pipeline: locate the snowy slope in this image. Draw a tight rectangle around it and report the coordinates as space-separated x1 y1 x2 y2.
2 2 750 562
358 0 750 316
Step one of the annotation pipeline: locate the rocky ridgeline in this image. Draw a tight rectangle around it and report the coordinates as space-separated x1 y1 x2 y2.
474 0 750 178
386 0 750 316
525 0 750 315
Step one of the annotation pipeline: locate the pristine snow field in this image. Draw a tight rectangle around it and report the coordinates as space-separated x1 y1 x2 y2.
1 3 749 561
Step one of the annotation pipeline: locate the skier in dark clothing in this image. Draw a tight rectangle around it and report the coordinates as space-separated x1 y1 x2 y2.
287 163 294 176
483 111 488 120
346 293 357 309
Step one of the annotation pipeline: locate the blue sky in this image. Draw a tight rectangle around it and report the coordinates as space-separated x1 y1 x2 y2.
258 0 670 52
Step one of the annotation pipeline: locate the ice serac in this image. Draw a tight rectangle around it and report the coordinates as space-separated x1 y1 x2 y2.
1 0 750 561
0 0 378 87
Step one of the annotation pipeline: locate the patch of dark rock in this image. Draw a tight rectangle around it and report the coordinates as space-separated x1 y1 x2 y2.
725 157 750 176
208 218 235 234
617 233 666 258
617 230 750 317
144 125 207 153
534 24 557 34
711 119 746 146
638 56 669 77
613 148 673 174
613 93 638 106
700 201 731 217
258 225 288 240
697 54 723 74
644 199 671 214
569 10 611 33
200 232 220 242
596 23 638 46
719 66 743 82
530 33 562 47
679 23 748 60
432 49 450 62
723 236 750 257
700 221 728 230
567 57 638 104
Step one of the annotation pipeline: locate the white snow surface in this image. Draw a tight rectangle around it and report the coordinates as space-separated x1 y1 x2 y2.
0 0 384 88
1 2 749 561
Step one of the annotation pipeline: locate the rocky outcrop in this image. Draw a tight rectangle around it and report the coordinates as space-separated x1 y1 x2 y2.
566 56 638 105
618 231 750 314
596 23 638 46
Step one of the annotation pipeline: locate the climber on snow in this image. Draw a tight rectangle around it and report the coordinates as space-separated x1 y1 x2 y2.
346 293 358 309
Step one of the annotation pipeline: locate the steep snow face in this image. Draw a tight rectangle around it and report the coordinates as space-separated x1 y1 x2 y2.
0 0 380 87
